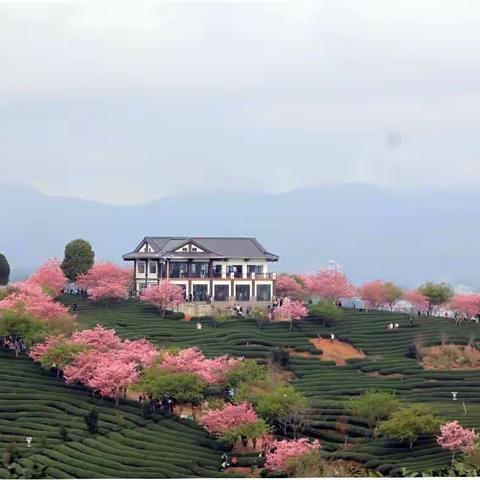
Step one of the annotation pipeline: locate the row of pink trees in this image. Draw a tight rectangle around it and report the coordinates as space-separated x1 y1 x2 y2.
276 269 480 322
30 327 243 404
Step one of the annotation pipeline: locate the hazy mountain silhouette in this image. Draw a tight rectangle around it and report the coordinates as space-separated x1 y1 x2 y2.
1 182 478 289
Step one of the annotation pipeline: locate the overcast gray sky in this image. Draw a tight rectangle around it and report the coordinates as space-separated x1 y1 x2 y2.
1 0 480 205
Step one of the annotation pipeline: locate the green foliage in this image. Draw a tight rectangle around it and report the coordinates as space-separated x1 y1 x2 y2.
59 425 69 442
418 282 454 311
0 310 46 346
308 300 341 323
383 282 403 309
257 384 310 438
225 359 267 387
375 404 442 450
61 239 95 282
84 407 99 434
0 253 10 286
347 390 401 425
284 449 324 477
220 418 269 444
39 341 88 372
137 367 206 404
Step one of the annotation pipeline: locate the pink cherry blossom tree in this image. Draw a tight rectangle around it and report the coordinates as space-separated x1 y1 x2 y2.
200 402 259 435
76 263 132 305
0 281 74 332
87 354 140 405
403 290 430 315
28 259 67 296
275 275 304 300
140 281 185 316
305 270 354 303
70 325 122 351
448 295 480 324
265 438 321 473
160 346 243 384
273 298 308 332
118 339 158 366
437 420 478 466
357 280 387 309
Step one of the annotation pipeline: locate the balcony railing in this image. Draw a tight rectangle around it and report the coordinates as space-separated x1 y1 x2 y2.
166 272 276 280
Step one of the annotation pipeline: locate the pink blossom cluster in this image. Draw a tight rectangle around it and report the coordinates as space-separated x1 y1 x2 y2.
275 275 304 299
28 259 67 296
76 262 132 302
32 325 158 402
304 270 354 301
29 334 68 361
265 438 321 472
403 290 429 312
273 298 308 322
437 421 478 454
448 295 480 320
357 280 388 309
0 281 71 323
160 347 243 384
140 281 185 311
200 402 259 435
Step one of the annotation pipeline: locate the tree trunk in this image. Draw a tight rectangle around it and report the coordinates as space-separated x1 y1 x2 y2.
451 451 455 467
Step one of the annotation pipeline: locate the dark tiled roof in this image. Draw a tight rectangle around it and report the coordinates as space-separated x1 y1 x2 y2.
123 236 279 261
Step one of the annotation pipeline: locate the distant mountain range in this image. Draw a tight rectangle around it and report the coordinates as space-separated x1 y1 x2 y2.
1 182 478 289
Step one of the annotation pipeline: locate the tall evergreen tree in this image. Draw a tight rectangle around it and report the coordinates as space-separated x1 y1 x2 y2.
0 253 10 285
61 239 94 282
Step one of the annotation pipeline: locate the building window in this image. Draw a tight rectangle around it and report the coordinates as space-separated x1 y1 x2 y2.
214 285 229 301
170 262 188 278
227 265 243 278
191 262 209 278
213 265 222 277
182 247 188 252
149 262 157 275
191 246 197 252
248 265 263 274
257 285 271 301
193 284 208 301
235 284 250 301
137 261 146 274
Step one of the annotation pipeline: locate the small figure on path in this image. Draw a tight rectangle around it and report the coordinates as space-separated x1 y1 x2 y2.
394 323 399 331
330 333 335 343
388 323 394 331
196 322 202 330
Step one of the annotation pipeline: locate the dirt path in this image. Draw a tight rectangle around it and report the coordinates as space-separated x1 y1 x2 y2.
309 338 365 365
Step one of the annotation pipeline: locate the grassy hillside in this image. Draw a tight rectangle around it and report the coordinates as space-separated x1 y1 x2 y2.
0 349 222 478
62 296 480 475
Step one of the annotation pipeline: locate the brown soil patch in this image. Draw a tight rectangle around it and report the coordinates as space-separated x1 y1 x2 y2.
421 344 480 370
285 347 320 359
309 338 366 366
224 466 259 477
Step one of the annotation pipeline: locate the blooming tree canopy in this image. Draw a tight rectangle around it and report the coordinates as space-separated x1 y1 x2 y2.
357 280 388 309
200 402 259 435
160 346 243 384
275 275 304 299
448 295 480 321
265 438 321 472
0 281 73 330
87 354 140 404
437 421 478 465
28 259 67 296
305 270 354 302
70 324 122 351
403 290 429 312
273 298 308 331
77 263 132 302
140 281 185 315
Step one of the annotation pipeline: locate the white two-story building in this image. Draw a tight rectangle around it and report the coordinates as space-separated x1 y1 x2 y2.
123 236 279 304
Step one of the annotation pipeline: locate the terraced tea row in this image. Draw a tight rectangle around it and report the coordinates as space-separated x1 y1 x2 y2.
0 350 222 478
63 297 480 474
